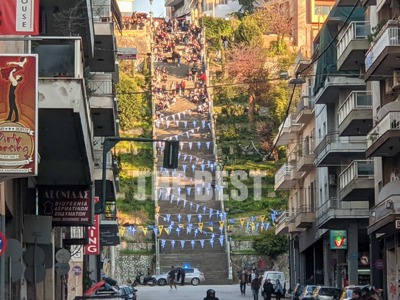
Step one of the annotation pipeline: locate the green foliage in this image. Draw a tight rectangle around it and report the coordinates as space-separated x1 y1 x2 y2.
234 15 263 46
202 16 235 51
252 229 288 258
266 81 290 124
116 73 151 131
117 197 155 217
119 249 154 255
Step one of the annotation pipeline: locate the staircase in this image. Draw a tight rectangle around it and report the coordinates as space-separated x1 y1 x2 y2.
152 35 231 285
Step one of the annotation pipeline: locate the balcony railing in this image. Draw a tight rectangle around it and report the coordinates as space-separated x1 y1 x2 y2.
296 205 315 215
88 79 114 96
31 37 84 78
338 91 372 125
276 211 289 225
275 163 290 183
315 132 366 158
339 160 374 190
367 112 400 147
370 195 400 225
365 22 400 71
297 96 314 113
337 21 370 59
93 4 112 22
316 197 339 219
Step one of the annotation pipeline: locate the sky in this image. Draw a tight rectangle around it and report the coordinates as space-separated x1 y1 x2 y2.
133 0 166 18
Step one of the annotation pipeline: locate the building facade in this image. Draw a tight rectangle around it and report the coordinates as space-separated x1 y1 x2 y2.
0 0 122 298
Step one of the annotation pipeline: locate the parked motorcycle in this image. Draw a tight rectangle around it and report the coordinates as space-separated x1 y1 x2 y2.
132 273 156 287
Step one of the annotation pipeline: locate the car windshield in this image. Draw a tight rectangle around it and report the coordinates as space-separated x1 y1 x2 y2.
266 274 283 280
320 288 341 296
307 286 317 292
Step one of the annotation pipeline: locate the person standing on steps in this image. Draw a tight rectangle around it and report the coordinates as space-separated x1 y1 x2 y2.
168 266 178 290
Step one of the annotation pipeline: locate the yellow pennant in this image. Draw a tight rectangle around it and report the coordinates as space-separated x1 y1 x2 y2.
219 221 224 228
198 223 203 232
143 227 148 235
260 223 264 231
155 206 160 213
119 226 126 237
164 228 170 235
208 227 214 232
158 225 164 234
251 222 256 231
240 218 245 226
259 215 266 222
179 223 185 229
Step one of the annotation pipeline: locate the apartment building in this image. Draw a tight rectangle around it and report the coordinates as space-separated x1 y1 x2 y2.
361 0 400 294
275 4 375 289
0 0 121 298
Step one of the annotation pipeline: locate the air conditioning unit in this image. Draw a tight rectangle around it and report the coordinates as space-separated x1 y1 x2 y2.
385 78 393 94
329 174 337 186
393 70 400 90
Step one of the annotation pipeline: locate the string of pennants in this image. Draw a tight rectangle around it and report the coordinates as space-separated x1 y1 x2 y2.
156 103 210 124
156 119 212 130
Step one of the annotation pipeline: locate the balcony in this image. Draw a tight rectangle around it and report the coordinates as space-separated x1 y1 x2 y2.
366 102 400 157
275 212 289 235
297 148 314 174
274 164 291 191
288 146 298 163
314 75 366 105
288 214 302 233
296 96 314 124
87 0 120 72
365 21 400 81
295 206 315 229
35 37 94 185
94 140 118 203
339 160 374 201
88 73 118 136
273 115 301 147
316 198 369 229
368 180 400 234
338 91 372 136
290 164 300 181
337 22 370 71
315 133 367 167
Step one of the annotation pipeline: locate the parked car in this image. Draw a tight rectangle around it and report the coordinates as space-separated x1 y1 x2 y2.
312 286 342 300
299 285 318 300
152 267 205 286
291 284 305 300
118 285 137 300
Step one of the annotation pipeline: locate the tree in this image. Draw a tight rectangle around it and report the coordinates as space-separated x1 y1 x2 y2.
234 14 263 46
255 1 294 54
253 228 288 259
116 73 151 131
225 45 270 122
202 16 235 51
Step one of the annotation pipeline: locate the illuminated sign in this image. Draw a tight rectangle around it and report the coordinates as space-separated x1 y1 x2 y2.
330 230 347 250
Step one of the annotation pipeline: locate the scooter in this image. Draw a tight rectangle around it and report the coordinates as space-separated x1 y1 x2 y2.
132 272 157 287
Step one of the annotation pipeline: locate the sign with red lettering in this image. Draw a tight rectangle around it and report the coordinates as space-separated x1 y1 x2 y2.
38 186 93 226
0 55 38 176
0 0 39 35
85 197 100 255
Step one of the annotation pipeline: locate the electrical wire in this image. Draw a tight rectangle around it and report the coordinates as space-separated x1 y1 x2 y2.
296 0 360 77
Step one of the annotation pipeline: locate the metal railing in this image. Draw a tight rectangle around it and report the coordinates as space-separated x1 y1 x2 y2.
370 195 400 224
367 111 400 147
296 205 315 216
365 22 400 71
92 4 112 21
339 160 374 190
88 79 114 96
275 163 290 183
276 211 289 225
316 197 339 219
314 132 366 158
338 91 372 125
297 96 314 113
337 21 370 59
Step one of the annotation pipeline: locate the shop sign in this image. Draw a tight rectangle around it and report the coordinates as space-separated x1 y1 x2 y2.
330 230 347 250
84 197 100 255
0 1 39 35
38 186 93 226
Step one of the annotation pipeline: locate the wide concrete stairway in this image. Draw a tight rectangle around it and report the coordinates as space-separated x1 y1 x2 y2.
153 37 231 284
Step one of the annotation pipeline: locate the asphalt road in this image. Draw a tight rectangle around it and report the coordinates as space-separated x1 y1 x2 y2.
136 284 279 300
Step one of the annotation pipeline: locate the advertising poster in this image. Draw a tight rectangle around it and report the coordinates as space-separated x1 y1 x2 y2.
0 55 38 176
0 0 40 35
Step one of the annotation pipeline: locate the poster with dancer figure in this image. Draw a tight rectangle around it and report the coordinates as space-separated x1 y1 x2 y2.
0 55 38 176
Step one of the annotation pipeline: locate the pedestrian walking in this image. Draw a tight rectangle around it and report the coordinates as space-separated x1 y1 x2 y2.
239 269 249 295
274 279 284 300
262 279 274 300
251 274 262 300
168 266 178 290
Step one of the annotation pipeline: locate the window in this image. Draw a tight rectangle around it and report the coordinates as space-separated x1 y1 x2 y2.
314 5 331 15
